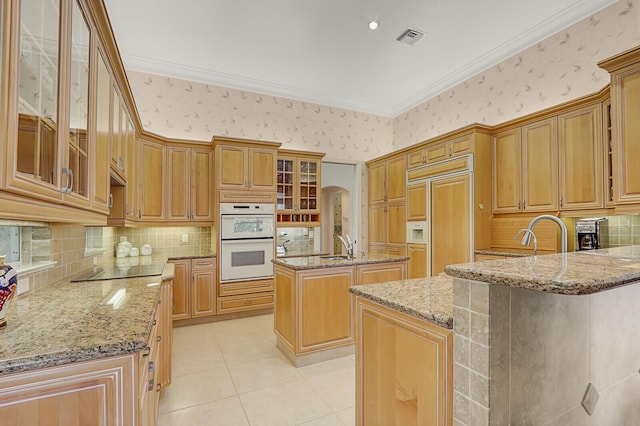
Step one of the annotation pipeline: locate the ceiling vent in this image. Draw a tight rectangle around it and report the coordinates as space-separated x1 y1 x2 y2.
396 28 424 45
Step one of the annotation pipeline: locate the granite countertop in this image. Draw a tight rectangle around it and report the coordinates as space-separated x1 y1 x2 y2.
349 275 453 330
447 246 640 295
0 262 175 375
474 248 532 258
276 250 329 258
272 252 409 270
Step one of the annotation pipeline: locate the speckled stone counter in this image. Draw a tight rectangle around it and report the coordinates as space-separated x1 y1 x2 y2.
349 275 453 329
447 246 640 295
276 250 329 258
272 252 408 270
474 248 531 258
0 263 175 375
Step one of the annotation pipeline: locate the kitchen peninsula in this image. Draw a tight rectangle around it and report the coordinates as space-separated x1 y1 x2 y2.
446 246 640 425
272 253 407 366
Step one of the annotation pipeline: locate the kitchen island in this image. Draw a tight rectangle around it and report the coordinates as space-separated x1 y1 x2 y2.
446 246 640 425
0 256 179 425
272 253 407 366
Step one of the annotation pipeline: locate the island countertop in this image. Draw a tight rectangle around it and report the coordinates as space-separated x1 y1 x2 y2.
446 245 640 295
272 252 408 270
349 275 453 329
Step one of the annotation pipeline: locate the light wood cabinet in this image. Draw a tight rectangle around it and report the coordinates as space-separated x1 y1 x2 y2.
407 182 426 221
356 261 406 285
276 150 325 226
0 354 137 426
213 138 280 193
169 257 216 320
159 278 173 388
139 139 165 221
166 146 214 223
431 173 471 276
93 46 112 213
474 253 507 261
599 46 640 205
558 104 603 210
367 154 406 253
125 125 139 220
407 134 473 168
355 297 453 426
217 278 274 315
274 260 408 366
407 243 427 279
492 118 558 213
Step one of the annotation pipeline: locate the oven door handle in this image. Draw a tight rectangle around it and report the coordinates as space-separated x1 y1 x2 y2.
221 237 274 242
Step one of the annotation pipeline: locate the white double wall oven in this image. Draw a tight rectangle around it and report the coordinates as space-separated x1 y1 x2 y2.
219 203 275 282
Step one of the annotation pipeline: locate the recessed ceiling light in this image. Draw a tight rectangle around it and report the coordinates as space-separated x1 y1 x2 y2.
368 20 380 30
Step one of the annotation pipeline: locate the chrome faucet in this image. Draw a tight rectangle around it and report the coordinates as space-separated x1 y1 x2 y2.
515 229 538 256
519 214 568 253
337 234 354 260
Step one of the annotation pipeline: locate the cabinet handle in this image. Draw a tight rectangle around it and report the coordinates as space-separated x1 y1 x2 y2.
156 383 162 392
517 200 521 210
422 155 426 164
142 346 151 357
138 209 141 218
108 193 113 209
560 196 563 207
523 200 526 209
61 168 73 194
157 335 161 342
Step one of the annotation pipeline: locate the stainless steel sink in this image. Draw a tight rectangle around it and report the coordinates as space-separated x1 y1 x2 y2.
319 255 349 260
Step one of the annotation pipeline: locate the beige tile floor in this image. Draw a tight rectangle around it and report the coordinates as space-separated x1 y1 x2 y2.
158 314 356 426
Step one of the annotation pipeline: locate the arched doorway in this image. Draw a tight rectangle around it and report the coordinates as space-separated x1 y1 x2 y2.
322 186 350 255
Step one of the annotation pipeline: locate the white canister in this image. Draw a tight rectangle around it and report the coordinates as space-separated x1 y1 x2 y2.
141 244 152 256
129 247 139 257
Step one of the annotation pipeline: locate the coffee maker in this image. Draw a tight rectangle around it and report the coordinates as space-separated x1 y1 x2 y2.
575 217 607 250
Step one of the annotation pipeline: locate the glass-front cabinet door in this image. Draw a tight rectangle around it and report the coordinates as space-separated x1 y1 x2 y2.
276 151 323 226
6 0 63 200
65 0 91 207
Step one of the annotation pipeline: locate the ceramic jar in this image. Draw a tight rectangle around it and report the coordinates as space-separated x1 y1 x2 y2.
0 255 18 328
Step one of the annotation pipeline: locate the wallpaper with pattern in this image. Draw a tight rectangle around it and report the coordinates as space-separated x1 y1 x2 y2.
126 0 639 162
394 0 640 149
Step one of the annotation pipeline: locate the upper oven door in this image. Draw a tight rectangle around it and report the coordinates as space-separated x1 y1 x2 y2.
220 214 275 240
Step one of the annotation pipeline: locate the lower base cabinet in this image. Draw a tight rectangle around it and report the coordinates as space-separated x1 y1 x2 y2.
0 280 173 426
217 278 274 314
169 257 216 320
355 297 453 426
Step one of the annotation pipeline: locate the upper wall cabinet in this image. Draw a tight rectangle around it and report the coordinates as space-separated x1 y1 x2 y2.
599 46 640 206
92 46 111 213
558 104 603 211
138 139 165 221
4 0 65 202
276 150 324 226
492 118 558 213
213 137 281 197
408 134 473 168
167 146 214 223
369 155 406 205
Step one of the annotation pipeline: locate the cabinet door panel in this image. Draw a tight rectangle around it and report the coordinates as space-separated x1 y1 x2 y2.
387 157 406 202
170 260 190 320
492 129 521 213
300 272 353 349
191 269 216 317
368 205 387 245
425 142 448 164
368 162 386 204
93 49 111 211
408 243 427 279
522 118 558 211
616 70 640 202
387 204 406 245
559 105 603 210
139 140 165 220
167 147 190 221
407 182 426 221
191 149 214 220
249 148 277 190
430 174 471 276
217 145 246 188
450 134 472 156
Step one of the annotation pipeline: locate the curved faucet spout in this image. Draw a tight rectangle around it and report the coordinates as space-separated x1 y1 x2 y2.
515 228 538 256
522 215 568 253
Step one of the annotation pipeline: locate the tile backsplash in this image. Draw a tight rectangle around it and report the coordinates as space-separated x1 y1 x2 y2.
114 226 213 256
603 215 640 247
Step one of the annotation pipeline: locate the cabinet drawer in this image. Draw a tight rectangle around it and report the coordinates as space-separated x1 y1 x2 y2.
219 278 274 296
191 257 215 270
217 293 274 314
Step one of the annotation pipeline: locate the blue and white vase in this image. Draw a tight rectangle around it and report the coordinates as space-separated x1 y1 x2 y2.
0 255 18 328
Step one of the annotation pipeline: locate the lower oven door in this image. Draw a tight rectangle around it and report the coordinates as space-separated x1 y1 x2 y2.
220 238 274 282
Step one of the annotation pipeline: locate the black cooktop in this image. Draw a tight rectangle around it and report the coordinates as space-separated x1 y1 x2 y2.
70 263 165 282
